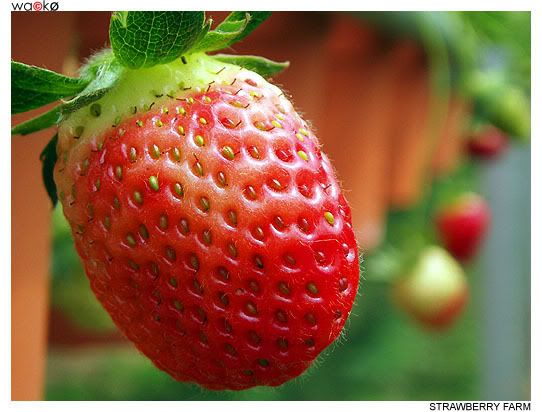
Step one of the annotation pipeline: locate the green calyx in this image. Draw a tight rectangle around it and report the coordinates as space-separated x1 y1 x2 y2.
11 11 287 137
11 11 289 207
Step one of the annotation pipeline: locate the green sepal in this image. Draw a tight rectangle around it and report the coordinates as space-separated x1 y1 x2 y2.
11 51 123 135
11 61 89 114
191 11 271 53
212 54 289 78
190 14 249 53
61 54 123 114
11 105 61 135
221 11 271 44
109 11 206 69
62 50 124 114
40 134 59 208
192 17 213 48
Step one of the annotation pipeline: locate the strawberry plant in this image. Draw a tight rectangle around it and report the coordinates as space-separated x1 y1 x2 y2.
12 11 360 390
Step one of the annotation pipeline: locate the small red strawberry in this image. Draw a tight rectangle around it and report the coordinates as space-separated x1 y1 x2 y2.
393 246 468 329
12 12 360 390
466 125 508 159
435 193 491 262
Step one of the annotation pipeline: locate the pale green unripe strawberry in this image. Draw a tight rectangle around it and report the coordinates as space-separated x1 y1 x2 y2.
393 246 468 329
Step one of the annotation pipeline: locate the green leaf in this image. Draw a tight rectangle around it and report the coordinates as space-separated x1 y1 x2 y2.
11 105 61 135
11 61 89 114
40 134 59 208
109 11 206 69
191 11 271 53
61 56 124 114
212 54 289 78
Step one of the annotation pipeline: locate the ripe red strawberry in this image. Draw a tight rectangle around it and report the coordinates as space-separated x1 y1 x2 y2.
12 11 360 390
435 193 491 262
393 246 468 329
466 125 508 159
49 53 359 388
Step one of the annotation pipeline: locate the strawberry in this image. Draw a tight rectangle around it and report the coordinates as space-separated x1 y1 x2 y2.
12 12 360 390
435 193 491 262
466 125 508 159
393 246 468 329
